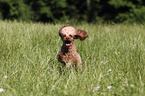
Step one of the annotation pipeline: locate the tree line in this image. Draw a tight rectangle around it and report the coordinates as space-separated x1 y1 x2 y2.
0 0 145 23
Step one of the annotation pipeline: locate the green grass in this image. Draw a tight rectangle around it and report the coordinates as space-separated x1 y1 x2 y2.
0 20 145 96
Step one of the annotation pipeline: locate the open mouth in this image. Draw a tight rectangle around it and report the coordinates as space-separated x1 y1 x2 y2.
65 41 71 46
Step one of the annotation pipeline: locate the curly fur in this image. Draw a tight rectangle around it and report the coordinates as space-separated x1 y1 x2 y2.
57 26 88 70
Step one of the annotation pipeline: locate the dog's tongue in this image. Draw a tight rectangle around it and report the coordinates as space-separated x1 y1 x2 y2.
66 44 70 46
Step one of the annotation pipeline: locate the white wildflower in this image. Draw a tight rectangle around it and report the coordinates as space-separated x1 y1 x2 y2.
122 84 125 86
107 69 112 72
4 76 7 79
0 88 4 93
130 84 134 87
93 86 100 92
101 92 105 94
107 86 112 89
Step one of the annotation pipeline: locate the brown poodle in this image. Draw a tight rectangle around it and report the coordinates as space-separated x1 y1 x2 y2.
57 26 88 70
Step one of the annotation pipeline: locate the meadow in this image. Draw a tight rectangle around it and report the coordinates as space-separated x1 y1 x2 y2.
0 20 145 96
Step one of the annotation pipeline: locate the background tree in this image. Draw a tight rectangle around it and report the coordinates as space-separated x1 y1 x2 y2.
0 0 145 23
0 0 32 20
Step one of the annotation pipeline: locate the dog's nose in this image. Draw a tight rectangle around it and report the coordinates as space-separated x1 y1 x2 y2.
66 37 69 40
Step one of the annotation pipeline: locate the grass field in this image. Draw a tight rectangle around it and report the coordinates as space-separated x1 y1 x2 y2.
0 20 145 96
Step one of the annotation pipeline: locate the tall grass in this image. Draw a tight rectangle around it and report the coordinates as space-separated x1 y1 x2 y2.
0 21 145 96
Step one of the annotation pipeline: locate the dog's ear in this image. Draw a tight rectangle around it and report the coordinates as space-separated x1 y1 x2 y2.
74 30 88 41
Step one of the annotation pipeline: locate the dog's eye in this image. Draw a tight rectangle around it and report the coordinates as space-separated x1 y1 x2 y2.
63 35 66 37
69 35 72 37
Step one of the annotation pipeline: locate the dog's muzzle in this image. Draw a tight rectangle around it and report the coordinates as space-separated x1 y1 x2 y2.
65 40 71 46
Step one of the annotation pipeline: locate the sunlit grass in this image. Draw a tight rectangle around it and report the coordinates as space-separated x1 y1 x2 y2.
0 21 145 96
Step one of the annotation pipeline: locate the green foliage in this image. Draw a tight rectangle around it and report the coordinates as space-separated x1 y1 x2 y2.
117 6 145 23
0 0 145 23
109 0 145 23
25 0 67 22
0 0 32 20
0 21 145 95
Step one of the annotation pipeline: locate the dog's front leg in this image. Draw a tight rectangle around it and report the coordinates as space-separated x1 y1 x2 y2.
57 52 67 64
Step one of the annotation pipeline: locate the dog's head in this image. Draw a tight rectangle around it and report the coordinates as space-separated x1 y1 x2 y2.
59 26 88 47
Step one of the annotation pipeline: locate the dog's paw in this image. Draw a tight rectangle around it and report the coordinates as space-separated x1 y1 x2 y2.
57 52 67 62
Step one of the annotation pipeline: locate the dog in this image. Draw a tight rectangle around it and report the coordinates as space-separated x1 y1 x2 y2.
57 26 88 70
